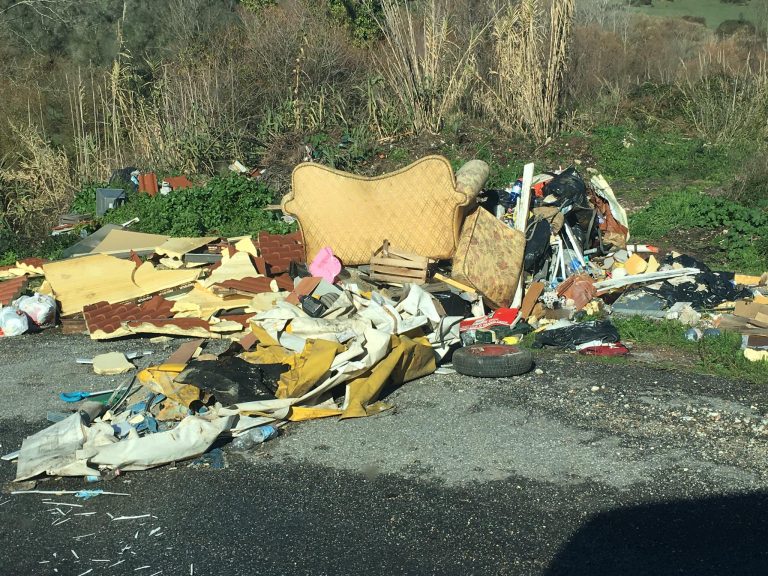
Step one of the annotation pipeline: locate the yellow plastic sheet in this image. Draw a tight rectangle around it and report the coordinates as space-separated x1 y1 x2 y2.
277 339 344 398
341 335 435 419
137 365 205 408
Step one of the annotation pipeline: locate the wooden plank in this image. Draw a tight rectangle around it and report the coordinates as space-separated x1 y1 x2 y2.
371 256 428 270
520 281 545 319
370 273 425 285
155 237 217 260
434 273 476 294
512 162 535 308
371 266 426 279
380 249 428 266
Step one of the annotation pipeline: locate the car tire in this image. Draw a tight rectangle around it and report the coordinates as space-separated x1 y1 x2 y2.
453 344 533 378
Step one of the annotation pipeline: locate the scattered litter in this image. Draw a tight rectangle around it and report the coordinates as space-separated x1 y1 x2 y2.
4 157 765 493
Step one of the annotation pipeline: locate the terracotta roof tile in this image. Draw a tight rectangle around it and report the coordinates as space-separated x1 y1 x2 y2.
0 277 28 306
214 276 274 295
83 295 175 337
165 175 193 190
273 274 295 292
139 173 158 196
126 317 210 332
218 313 254 327
257 231 306 268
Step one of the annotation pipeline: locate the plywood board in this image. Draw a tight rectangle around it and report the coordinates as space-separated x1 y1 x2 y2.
43 254 199 316
520 282 545 319
155 236 217 260
202 251 259 288
90 229 170 255
171 283 252 319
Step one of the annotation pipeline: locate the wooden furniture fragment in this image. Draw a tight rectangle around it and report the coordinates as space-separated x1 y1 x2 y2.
370 241 428 285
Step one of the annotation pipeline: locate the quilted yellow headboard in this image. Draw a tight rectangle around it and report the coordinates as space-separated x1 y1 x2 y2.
283 155 489 265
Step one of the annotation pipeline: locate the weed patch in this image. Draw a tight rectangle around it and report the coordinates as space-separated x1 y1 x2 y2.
590 125 736 182
629 188 768 273
95 176 294 238
614 316 767 385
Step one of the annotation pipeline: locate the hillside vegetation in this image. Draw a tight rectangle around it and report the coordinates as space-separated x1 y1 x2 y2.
0 0 766 272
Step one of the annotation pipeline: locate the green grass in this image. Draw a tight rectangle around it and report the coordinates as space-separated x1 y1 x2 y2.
92 175 294 238
629 187 768 273
630 0 763 30
614 316 768 385
589 125 736 183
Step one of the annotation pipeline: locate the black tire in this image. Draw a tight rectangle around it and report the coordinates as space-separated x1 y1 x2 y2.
453 344 533 378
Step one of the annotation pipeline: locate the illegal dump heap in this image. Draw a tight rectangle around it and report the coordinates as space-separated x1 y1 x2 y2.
1 155 767 482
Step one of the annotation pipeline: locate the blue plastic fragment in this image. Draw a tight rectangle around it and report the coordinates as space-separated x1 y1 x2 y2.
75 489 104 500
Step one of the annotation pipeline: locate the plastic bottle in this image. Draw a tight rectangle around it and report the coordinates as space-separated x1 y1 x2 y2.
231 425 278 451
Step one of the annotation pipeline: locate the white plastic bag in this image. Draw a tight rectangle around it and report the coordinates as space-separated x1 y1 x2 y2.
14 292 56 327
0 306 29 336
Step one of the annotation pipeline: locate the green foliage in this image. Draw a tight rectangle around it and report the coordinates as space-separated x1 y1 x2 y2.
326 0 383 44
614 316 767 385
70 184 100 216
101 175 294 237
0 228 83 265
614 317 693 348
590 125 735 182
307 127 378 170
629 188 768 272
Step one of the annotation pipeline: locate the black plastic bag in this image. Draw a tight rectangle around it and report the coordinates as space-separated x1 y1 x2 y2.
524 218 552 274
544 167 588 211
644 253 752 310
533 320 620 349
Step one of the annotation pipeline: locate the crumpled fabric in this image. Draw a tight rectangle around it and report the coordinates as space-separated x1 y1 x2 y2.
342 334 436 419
276 338 344 398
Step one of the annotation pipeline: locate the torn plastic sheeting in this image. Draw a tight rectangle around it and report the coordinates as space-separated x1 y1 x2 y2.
82 414 234 471
15 413 100 481
358 297 429 335
276 338 345 398
532 320 620 350
341 334 436 419
594 268 700 294
230 328 394 418
137 366 207 408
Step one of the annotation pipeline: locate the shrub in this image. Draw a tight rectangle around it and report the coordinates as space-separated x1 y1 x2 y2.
99 175 294 237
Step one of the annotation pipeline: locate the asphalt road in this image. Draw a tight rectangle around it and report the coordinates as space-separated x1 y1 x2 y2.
2 330 768 575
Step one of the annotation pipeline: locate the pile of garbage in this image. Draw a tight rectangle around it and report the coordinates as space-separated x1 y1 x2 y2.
1 157 766 482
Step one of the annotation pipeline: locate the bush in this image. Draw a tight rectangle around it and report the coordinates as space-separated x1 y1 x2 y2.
99 175 294 237
629 188 768 273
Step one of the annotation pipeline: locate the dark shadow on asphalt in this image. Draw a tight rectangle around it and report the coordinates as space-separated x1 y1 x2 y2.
545 491 768 576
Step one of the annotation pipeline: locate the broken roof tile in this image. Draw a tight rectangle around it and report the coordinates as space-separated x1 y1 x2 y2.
214 276 274 295
165 175 193 190
0 277 28 306
83 295 175 338
139 173 159 196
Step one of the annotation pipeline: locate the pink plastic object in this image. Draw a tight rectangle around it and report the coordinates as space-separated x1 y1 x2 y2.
308 247 342 284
